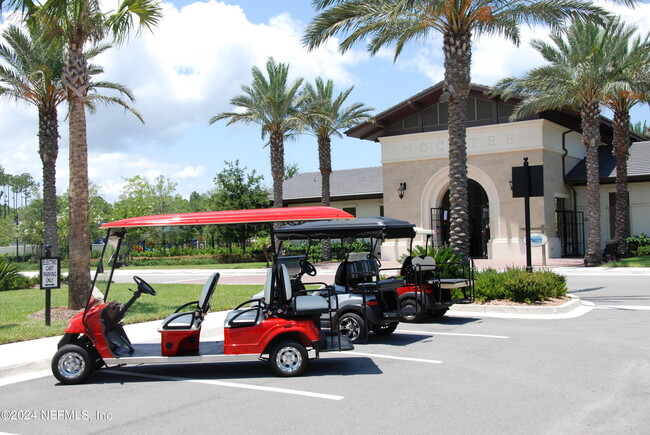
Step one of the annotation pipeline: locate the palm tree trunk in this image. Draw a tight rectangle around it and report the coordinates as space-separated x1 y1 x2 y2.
581 101 602 266
270 130 284 209
66 44 91 309
319 133 332 261
612 109 630 257
38 106 59 257
443 30 471 261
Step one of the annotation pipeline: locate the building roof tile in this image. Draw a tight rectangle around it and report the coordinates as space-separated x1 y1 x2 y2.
283 166 383 203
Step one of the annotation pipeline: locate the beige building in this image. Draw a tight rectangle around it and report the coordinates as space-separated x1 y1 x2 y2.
345 82 648 262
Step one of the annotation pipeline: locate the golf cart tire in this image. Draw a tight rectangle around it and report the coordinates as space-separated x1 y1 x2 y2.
52 344 93 385
372 322 398 336
400 297 424 323
428 308 449 318
338 312 367 342
269 340 308 377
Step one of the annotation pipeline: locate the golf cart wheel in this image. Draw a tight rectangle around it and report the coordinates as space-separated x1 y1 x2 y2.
428 308 449 318
400 297 424 323
371 322 398 336
338 312 366 342
270 341 308 377
52 344 93 385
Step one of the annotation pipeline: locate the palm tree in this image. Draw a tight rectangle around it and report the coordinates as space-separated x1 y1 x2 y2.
631 121 650 139
303 0 633 261
29 0 161 309
301 77 373 259
210 57 305 209
0 25 145 261
0 24 63 256
492 18 638 266
601 26 650 257
1 27 126 256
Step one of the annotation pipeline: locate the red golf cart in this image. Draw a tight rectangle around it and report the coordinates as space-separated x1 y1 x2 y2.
396 229 475 322
52 207 354 385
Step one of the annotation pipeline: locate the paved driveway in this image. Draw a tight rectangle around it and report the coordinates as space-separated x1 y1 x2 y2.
1 273 648 434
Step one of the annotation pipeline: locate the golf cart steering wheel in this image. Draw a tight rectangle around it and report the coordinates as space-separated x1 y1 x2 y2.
299 259 317 276
133 276 157 296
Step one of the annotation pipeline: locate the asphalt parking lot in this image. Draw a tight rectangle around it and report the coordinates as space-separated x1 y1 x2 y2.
1 273 649 434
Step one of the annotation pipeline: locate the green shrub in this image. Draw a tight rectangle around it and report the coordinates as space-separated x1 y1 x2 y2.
5 274 37 290
474 268 510 301
474 268 567 303
0 257 20 291
627 233 650 247
638 245 650 256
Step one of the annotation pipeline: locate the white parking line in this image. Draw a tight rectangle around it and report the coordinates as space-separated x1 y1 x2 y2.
397 330 510 339
0 370 51 387
101 369 344 400
594 305 650 311
346 352 442 364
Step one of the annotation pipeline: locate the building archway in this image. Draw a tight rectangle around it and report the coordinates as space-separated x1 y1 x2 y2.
420 166 499 258
439 180 489 258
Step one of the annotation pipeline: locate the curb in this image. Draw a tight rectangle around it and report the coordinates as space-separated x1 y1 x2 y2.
450 295 582 315
447 295 594 320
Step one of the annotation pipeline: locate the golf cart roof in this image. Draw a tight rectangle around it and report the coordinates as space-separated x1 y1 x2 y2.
275 216 416 240
102 206 354 228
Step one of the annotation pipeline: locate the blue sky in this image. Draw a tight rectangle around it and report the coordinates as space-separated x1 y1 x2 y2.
2 0 650 202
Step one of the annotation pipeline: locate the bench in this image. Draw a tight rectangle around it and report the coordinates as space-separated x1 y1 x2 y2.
602 243 618 262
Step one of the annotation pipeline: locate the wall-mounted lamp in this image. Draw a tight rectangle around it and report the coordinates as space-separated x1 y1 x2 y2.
398 182 407 199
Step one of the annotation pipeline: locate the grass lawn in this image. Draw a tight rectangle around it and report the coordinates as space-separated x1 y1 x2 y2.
608 255 650 267
0 283 262 345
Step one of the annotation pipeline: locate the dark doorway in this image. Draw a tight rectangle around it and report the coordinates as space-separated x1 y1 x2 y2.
431 180 490 258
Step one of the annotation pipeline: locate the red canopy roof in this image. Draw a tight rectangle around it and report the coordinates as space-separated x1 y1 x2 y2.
102 206 354 228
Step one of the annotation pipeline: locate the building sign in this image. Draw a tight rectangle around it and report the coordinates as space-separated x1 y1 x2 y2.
40 257 61 289
512 165 544 198
523 233 548 247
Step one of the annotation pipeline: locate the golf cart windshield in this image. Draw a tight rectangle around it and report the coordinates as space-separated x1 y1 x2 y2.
89 229 124 304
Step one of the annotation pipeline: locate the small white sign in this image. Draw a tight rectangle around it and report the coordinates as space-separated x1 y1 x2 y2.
40 258 61 289
523 233 548 247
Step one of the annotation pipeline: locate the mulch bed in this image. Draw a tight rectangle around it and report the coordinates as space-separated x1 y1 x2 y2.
29 306 81 321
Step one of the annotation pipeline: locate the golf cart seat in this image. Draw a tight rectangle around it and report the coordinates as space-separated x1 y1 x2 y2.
159 272 220 330
280 262 329 315
335 259 403 293
225 268 273 328
158 272 220 356
263 264 329 316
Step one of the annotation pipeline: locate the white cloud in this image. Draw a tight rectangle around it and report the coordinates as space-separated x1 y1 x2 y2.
0 0 368 202
86 151 208 199
88 0 367 152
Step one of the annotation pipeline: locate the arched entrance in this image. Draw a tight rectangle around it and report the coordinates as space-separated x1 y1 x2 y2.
435 180 490 258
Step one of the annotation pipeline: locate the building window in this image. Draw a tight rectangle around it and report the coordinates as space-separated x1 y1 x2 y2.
388 113 420 132
379 206 384 217
389 96 497 133
476 98 493 120
423 105 438 127
343 207 357 217
498 102 515 120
